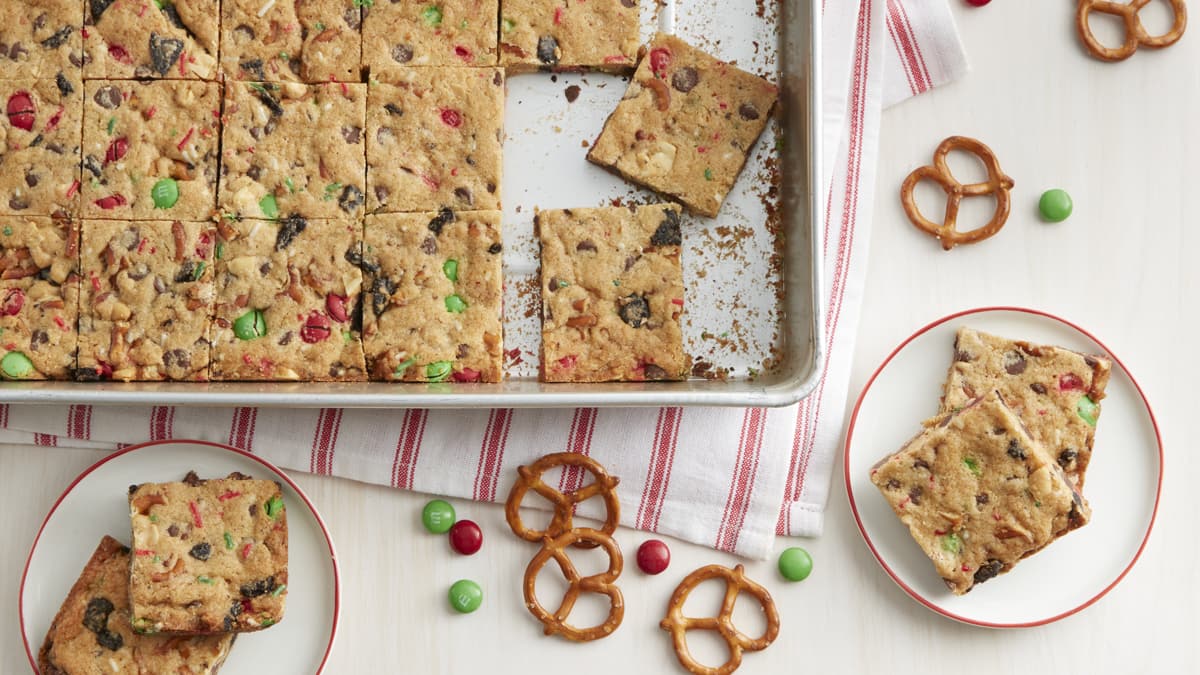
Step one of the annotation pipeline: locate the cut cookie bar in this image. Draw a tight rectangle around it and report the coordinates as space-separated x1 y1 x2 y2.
0 77 82 217
0 0 84 80
84 0 219 80
367 68 503 214
499 0 638 72
38 536 236 674
78 220 216 381
220 81 367 220
363 0 498 73
362 210 503 382
587 33 778 217
221 0 363 83
211 216 366 381
82 80 220 222
939 327 1112 489
129 472 288 634
0 214 79 380
539 204 688 382
870 391 1090 595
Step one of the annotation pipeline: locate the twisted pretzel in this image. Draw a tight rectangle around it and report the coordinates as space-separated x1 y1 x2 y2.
1077 0 1187 62
505 452 620 544
660 564 780 675
522 528 625 641
900 136 1014 251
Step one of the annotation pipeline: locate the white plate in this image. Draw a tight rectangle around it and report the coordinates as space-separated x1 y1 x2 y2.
845 307 1162 627
19 440 339 672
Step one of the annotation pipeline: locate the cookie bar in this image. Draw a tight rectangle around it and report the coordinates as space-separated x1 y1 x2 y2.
84 0 219 80
211 216 366 381
0 214 79 380
362 210 503 382
587 33 779 217
870 391 1090 595
538 204 688 382
38 536 236 674
129 472 289 634
78 220 215 381
499 0 638 72
220 81 367 220
82 80 220 222
362 0 498 73
0 0 83 80
939 327 1112 489
221 0 362 83
1 77 82 217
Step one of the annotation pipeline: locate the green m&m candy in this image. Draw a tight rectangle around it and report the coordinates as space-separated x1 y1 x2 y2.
1038 189 1073 223
448 579 482 613
233 309 267 340
1 351 34 378
151 178 179 209
778 546 813 582
422 499 456 533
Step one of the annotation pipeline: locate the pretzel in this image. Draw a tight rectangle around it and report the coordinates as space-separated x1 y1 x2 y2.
660 564 780 675
522 528 625 641
900 136 1014 251
505 452 620 544
1077 0 1187 62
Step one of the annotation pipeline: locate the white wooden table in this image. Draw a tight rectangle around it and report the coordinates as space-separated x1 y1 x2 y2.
3 2 1197 672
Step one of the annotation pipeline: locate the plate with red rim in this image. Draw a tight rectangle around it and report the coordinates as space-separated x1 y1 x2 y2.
844 307 1162 627
20 439 339 672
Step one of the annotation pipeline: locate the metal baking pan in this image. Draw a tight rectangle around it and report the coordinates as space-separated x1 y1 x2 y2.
0 0 822 408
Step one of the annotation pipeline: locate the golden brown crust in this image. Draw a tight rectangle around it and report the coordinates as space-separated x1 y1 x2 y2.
900 136 1013 251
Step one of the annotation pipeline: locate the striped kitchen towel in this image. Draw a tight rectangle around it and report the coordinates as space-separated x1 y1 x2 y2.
0 0 966 559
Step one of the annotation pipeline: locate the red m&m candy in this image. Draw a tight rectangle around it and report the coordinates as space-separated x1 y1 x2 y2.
966 0 991 6
449 519 483 555
636 539 671 575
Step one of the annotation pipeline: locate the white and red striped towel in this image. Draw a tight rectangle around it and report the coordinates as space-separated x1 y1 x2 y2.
0 1 965 559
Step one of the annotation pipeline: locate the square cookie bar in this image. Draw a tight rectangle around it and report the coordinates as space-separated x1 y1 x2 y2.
84 0 219 80
587 33 778 217
539 204 688 382
78 220 216 381
367 68 503 213
129 472 289 634
222 0 362 83
0 0 83 80
0 215 79 380
939 327 1112 489
362 210 503 382
362 0 498 73
221 81 367 220
38 536 236 674
0 77 82 217
870 391 1090 595
82 80 220 221
211 216 366 381
499 0 638 72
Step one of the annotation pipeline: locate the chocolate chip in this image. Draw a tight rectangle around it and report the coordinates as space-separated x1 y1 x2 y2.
338 185 364 214
83 597 115 633
1003 351 1027 375
248 503 258 517
488 242 502 254
1084 355 1098 367
1007 439 1027 460
486 182 496 194
24 172 38 188
74 367 101 381
1030 382 1047 394
374 185 390 205
119 227 140 250
1058 449 1077 468
576 240 597 252
240 59 265 80
149 33 184 75
229 600 243 617
245 165 262 181
954 349 972 362
275 330 293 346
908 487 923 505
153 276 167 294
391 43 414 63
375 127 394 145
453 186 473 205
233 24 255 44
29 329 48 351
644 364 668 380
384 103 403 116
93 85 122 110
341 125 362 144
621 0 636 7
69 50 86 68
34 14 46 30
8 196 29 211
973 559 1003 585
167 523 180 537
161 2 187 29
90 0 115 20
344 248 379 274
83 154 103 178
163 349 190 372
537 35 559 65
420 235 437 254
0 43 7 59
371 277 396 316
344 7 362 30
738 103 761 120
256 88 284 117
564 85 581 103
671 67 699 93
41 26 73 50
7 42 27 62
276 214 308 250
457 344 469 359
189 542 212 561
96 629 123 652
617 294 650 328
182 471 203 486
651 209 682 246
885 478 900 490
173 261 198 282
55 73 73 97
428 207 455 235
493 71 502 86
975 492 990 505
240 576 276 598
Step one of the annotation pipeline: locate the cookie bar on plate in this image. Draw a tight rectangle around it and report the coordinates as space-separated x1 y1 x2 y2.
221 0 363 83
939 327 1111 488
538 204 688 382
498 0 638 72
1 77 82 217
0 214 79 380
870 391 1090 595
363 0 498 72
0 0 83 80
84 0 219 80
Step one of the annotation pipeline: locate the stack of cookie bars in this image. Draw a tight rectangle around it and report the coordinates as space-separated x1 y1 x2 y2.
0 1 775 384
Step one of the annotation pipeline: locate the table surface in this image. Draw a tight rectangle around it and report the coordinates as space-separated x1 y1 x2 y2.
4 2 1198 673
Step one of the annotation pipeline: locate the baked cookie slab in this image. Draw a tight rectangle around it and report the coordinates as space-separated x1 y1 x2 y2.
222 0 363 83
363 0 498 73
84 0 219 81
939 327 1112 488
499 0 638 72
362 210 503 382
871 391 1090 595
367 68 504 214
538 204 688 382
0 214 79 380
211 216 366 381
39 536 235 674
1 77 82 217
220 81 367 220
0 0 83 80
78 220 216 382
82 80 220 222
129 472 289 634
587 33 778 217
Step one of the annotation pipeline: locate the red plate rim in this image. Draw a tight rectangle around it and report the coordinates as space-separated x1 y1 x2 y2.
18 439 341 672
843 305 1164 628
